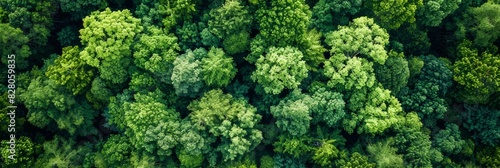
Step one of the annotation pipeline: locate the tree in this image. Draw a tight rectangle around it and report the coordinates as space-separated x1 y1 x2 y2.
0 23 30 70
344 87 404 134
95 134 133 168
398 55 452 127
312 139 340 166
325 16 390 65
45 46 95 95
374 51 410 95
201 47 237 88
133 26 180 83
270 90 315 137
310 0 363 33
79 8 143 84
393 113 443 168
256 0 311 47
433 124 466 156
19 76 98 136
470 1 500 47
463 104 500 146
323 55 376 91
251 47 308 95
416 0 461 26
308 84 346 128
0 0 56 48
159 0 197 30
337 152 376 168
208 0 252 39
59 0 107 21
1 136 40 167
367 139 404 168
187 89 263 161
366 0 423 29
34 136 92 167
453 41 500 104
121 89 181 156
171 49 205 97
175 21 203 51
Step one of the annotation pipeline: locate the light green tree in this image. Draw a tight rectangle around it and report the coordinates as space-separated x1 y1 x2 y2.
79 8 142 84
46 46 95 95
251 47 308 95
201 47 237 88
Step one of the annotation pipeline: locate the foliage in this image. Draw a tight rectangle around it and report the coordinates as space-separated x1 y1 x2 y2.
251 47 308 95
171 49 205 97
0 23 31 70
367 139 404 168
45 46 95 95
394 125 443 167
3 0 500 166
324 55 376 91
96 134 133 168
188 89 263 161
34 136 91 168
256 0 311 47
398 55 452 127
208 0 252 39
374 51 410 95
19 76 98 136
325 16 390 65
80 8 142 84
133 26 180 82
433 123 466 155
453 41 500 104
344 87 404 134
463 104 500 146
476 146 500 167
337 152 376 168
310 0 363 33
121 89 181 156
1 136 40 167
201 47 237 88
416 0 461 26
366 0 423 29
470 1 500 47
259 155 274 168
309 84 346 128
271 90 315 137
59 0 107 20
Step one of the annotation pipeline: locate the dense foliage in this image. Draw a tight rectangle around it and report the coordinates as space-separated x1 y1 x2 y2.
1 0 499 167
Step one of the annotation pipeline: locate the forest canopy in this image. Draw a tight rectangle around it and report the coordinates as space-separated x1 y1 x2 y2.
1 0 500 167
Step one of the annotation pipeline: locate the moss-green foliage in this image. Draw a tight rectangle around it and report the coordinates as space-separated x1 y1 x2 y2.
251 47 309 95
1 136 40 167
367 139 404 168
79 8 143 84
5 0 500 167
367 0 423 29
188 89 262 161
34 136 91 168
453 41 500 104
374 51 410 95
46 46 95 95
201 47 237 88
